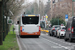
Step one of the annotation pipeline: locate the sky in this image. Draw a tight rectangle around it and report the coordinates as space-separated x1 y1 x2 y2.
22 0 48 6
22 0 34 6
28 0 34 3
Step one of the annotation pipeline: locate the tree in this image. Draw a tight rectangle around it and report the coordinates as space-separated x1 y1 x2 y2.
25 2 39 14
0 0 27 45
0 1 3 45
44 1 50 14
50 17 66 26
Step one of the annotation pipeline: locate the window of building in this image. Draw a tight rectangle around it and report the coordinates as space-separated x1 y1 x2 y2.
59 0 64 2
53 0 55 3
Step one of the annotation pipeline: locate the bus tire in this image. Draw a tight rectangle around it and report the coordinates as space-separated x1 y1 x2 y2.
20 35 22 38
37 36 39 38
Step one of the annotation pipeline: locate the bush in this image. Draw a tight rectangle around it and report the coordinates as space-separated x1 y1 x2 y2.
50 18 66 26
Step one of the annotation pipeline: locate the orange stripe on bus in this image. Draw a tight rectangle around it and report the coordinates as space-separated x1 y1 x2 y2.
20 32 40 35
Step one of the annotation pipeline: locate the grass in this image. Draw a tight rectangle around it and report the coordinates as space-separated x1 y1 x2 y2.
0 25 19 50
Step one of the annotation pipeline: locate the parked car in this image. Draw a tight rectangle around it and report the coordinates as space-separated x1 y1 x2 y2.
49 25 60 36
56 26 66 38
64 16 75 42
54 27 60 37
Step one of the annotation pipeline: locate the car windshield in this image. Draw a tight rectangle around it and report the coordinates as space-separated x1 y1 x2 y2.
53 26 59 28
62 27 65 29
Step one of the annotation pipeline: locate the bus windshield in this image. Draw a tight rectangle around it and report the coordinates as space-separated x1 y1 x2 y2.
22 17 39 24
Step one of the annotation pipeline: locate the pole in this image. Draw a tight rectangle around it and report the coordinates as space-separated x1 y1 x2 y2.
6 16 8 35
51 0 53 20
72 1 74 16
39 0 41 14
58 17 59 25
58 18 59 25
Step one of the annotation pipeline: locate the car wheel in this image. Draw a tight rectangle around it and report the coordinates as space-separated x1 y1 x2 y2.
52 32 54 36
48 32 50 35
69 38 72 42
53 33 55 37
64 37 68 41
59 33 61 39
56 31 57 37
56 33 58 38
64 34 68 41
51 32 53 36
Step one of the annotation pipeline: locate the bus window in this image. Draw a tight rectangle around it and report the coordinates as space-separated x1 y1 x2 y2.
22 17 39 24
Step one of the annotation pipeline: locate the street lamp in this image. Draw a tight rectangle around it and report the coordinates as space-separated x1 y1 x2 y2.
57 17 60 25
72 0 75 16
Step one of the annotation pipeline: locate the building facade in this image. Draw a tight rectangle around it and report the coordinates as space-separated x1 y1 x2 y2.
49 0 74 20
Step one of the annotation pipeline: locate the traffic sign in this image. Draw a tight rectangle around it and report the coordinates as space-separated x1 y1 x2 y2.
46 16 48 18
7 19 13 24
65 14 68 19
65 14 68 21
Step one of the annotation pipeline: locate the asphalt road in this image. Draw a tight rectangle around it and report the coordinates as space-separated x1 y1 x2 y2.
17 32 75 50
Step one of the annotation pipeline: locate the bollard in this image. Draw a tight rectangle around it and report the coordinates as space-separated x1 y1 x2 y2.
13 27 15 34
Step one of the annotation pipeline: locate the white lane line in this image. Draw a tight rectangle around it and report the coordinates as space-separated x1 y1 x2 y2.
41 37 73 50
20 39 28 50
42 34 74 46
31 39 46 50
51 46 62 48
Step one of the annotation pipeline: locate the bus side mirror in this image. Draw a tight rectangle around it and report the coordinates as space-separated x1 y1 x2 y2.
17 21 19 24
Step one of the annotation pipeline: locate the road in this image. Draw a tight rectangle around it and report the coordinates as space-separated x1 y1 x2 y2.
16 32 75 50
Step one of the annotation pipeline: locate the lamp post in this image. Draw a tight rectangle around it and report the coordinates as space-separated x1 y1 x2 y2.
58 17 60 25
72 0 75 16
58 18 59 25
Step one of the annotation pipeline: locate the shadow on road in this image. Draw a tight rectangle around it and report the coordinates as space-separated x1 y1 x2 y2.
19 35 39 38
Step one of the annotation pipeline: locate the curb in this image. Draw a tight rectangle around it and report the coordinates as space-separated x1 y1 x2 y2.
16 35 22 50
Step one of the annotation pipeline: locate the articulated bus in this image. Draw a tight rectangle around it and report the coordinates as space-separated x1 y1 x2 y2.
18 14 41 38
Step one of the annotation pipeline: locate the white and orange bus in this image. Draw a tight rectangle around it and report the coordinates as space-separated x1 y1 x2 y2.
18 14 41 38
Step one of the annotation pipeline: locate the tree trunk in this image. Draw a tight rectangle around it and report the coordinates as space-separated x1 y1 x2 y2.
0 2 3 45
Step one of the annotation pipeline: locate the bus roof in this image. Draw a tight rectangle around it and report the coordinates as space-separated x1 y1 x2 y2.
22 14 40 16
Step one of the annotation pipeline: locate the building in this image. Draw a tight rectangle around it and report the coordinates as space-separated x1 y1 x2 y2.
49 0 74 20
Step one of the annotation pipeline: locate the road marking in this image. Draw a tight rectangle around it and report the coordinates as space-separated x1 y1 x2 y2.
48 36 72 45
41 37 73 50
31 39 46 50
17 35 28 50
51 46 62 48
42 34 74 46
20 39 28 50
16 35 22 50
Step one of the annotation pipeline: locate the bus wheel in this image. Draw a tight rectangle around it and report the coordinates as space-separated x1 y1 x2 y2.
20 35 22 38
36 36 39 38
